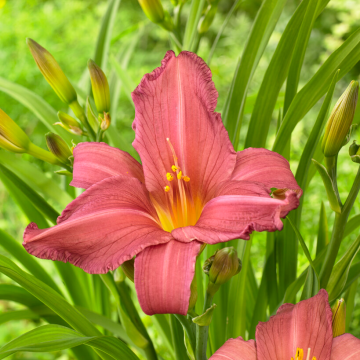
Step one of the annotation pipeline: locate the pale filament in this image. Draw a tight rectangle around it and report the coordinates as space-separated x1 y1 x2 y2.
154 138 199 232
291 347 316 360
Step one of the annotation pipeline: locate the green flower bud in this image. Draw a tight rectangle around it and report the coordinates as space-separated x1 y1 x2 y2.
26 38 77 105
198 5 218 34
120 258 135 283
88 59 110 114
138 0 173 30
45 132 72 164
204 247 241 286
100 112 111 131
331 298 346 337
0 109 31 153
349 140 360 164
55 111 83 136
321 81 359 157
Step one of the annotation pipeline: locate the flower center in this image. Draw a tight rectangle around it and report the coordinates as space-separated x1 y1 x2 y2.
291 348 316 360
154 138 202 232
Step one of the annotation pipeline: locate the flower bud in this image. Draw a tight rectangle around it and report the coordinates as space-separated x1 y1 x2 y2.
198 5 218 34
204 247 241 286
331 298 346 337
120 258 135 283
100 112 111 131
138 0 173 30
349 140 360 164
26 38 77 105
45 132 72 164
88 59 110 115
55 111 83 136
0 109 31 153
321 81 359 157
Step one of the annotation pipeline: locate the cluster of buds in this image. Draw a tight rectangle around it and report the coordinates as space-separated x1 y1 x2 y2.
321 80 359 161
0 38 113 173
203 247 242 296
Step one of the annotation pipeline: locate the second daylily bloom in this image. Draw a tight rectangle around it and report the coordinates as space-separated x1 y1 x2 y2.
210 290 360 360
23 51 302 315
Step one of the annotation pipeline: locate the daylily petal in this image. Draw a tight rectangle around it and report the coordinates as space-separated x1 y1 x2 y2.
171 190 299 243
231 148 302 196
132 50 236 209
209 337 256 360
256 289 333 360
214 180 271 197
134 239 201 315
71 142 144 189
23 176 171 274
331 334 360 360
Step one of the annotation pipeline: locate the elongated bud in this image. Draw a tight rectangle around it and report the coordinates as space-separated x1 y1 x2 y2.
88 59 110 114
26 38 77 105
349 140 360 164
198 5 218 34
0 109 31 153
204 247 241 286
138 0 173 30
322 81 359 157
120 258 135 283
55 111 83 136
331 298 346 337
45 133 72 164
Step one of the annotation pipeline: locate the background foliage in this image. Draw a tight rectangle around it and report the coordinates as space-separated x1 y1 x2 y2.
0 0 360 359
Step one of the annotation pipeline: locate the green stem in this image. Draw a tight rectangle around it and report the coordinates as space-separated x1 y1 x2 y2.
27 143 62 166
320 166 360 288
195 292 213 360
325 156 342 206
70 100 96 140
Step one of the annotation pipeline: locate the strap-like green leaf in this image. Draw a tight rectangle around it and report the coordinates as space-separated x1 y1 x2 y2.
273 27 360 154
0 77 72 143
327 234 360 302
312 159 342 213
344 214 360 238
316 202 329 256
183 0 206 51
245 0 330 148
0 151 73 207
287 217 320 300
0 163 60 223
0 325 140 360
0 255 101 337
223 0 287 148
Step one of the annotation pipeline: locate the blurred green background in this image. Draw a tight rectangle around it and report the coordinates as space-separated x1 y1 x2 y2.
0 0 360 358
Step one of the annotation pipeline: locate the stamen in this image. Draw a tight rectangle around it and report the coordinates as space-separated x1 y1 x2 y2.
183 176 190 182
166 172 174 181
171 165 179 172
177 171 182 180
164 186 170 192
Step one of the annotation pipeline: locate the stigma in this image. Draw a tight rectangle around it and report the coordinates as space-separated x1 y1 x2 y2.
291 348 316 360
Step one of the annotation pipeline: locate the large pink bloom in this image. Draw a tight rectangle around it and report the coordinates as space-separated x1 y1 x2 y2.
210 290 360 360
23 51 301 315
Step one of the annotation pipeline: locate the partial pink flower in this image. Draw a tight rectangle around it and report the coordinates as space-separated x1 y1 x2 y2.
23 51 301 315
210 290 360 360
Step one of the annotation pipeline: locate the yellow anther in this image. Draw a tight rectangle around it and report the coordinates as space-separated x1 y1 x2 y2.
183 175 190 182
171 165 179 172
166 172 174 181
164 186 170 192
177 171 182 180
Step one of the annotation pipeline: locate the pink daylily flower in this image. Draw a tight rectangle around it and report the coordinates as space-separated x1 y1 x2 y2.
23 51 302 316
210 290 360 360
